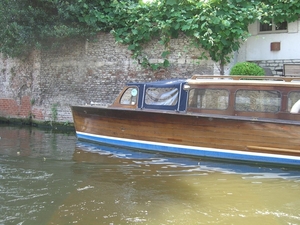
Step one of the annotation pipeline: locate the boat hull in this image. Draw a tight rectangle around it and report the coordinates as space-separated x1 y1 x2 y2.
71 106 300 166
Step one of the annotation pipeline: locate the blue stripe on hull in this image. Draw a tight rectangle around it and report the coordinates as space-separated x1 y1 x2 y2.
77 132 300 166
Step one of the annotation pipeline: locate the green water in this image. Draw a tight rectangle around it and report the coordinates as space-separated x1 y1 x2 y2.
0 124 299 225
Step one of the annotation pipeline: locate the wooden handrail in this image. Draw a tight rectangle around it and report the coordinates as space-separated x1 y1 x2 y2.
190 75 300 82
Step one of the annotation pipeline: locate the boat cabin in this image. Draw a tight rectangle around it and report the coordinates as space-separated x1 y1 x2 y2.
111 79 188 112
111 75 300 122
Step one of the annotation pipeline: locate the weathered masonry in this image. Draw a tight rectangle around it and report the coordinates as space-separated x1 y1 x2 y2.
0 33 216 124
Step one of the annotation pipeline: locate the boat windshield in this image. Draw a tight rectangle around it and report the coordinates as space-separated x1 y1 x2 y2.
120 87 138 105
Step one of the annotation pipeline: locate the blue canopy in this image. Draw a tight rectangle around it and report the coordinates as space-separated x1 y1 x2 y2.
126 79 188 111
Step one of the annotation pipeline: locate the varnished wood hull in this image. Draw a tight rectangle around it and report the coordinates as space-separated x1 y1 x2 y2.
71 106 300 166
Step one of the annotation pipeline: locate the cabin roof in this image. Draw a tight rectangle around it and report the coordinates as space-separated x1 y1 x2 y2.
187 79 300 87
127 79 187 87
127 76 300 88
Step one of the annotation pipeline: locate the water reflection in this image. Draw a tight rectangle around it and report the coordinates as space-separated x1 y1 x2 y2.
50 142 300 225
74 141 300 180
0 125 300 225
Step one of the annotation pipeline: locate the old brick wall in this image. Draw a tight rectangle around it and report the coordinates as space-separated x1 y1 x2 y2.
0 50 41 121
0 33 216 123
0 96 31 118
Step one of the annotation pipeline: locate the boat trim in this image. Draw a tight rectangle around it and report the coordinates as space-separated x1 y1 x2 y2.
177 83 182 111
76 131 300 166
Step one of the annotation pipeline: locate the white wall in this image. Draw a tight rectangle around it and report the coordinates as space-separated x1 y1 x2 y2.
237 19 300 62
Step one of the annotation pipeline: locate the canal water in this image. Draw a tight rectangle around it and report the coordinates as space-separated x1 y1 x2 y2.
0 124 300 225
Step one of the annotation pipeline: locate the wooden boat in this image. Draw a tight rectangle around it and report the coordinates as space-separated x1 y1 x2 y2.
71 75 300 166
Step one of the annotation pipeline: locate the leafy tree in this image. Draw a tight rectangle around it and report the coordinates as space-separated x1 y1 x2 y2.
0 0 47 57
260 0 300 23
0 0 99 57
109 0 263 73
0 0 300 74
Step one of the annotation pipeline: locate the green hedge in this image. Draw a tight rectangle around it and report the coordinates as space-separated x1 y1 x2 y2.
230 62 265 76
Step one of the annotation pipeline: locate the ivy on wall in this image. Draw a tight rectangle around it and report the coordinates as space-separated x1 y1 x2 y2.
1 0 300 74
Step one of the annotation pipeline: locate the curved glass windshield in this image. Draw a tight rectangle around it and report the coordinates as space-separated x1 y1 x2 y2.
120 87 138 105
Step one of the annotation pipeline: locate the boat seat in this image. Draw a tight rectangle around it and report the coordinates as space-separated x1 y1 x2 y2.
284 64 300 77
262 67 274 76
290 99 300 114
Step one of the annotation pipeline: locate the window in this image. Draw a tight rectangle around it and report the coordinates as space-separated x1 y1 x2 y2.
145 87 178 106
288 91 300 113
259 20 287 33
188 89 229 110
235 90 281 112
120 87 138 105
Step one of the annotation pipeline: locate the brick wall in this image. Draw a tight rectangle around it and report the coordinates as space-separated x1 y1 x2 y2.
0 99 19 117
0 96 31 118
0 33 216 124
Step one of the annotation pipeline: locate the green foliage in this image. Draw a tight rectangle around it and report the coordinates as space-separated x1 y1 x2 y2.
230 62 265 76
258 0 300 24
108 0 262 71
1 0 300 72
0 0 96 57
51 103 58 122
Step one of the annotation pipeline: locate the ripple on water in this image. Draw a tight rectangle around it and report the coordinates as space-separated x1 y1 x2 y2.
0 162 54 224
1 128 300 225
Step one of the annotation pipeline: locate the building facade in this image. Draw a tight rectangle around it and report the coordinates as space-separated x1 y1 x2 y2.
235 19 300 76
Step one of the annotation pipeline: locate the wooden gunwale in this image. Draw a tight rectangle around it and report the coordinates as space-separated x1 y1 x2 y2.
96 111 300 138
247 146 300 154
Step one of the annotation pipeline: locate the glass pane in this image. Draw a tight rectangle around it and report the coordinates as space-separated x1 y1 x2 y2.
275 21 287 30
188 89 229 110
145 87 178 106
120 87 138 105
235 90 281 112
260 21 272 31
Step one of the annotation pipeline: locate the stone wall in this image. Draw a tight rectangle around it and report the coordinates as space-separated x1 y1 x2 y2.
0 33 215 124
250 59 300 76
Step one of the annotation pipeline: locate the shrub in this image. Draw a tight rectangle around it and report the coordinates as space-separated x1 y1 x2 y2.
230 62 265 76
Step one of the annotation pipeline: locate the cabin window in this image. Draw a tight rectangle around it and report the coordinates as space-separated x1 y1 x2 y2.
188 89 229 110
259 20 288 33
288 91 300 113
235 90 281 112
120 87 138 105
145 87 178 106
